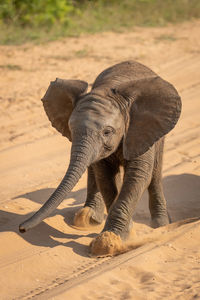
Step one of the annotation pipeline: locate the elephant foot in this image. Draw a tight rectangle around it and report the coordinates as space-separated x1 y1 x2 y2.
73 206 103 228
151 214 169 228
90 231 124 257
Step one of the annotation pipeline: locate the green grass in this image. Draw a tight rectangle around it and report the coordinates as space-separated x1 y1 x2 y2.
74 48 89 58
0 0 200 45
155 34 177 42
0 64 22 70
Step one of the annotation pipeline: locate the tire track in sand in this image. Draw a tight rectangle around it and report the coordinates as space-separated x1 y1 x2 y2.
16 219 200 300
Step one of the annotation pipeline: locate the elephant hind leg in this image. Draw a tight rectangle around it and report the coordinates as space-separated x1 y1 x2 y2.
93 159 122 213
148 139 169 228
148 179 170 228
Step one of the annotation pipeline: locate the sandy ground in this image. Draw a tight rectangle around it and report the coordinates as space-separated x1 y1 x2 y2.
0 20 200 299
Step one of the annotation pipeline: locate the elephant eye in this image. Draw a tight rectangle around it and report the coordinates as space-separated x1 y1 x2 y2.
103 126 114 137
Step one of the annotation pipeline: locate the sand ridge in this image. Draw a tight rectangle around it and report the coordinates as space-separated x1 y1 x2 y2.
0 20 200 299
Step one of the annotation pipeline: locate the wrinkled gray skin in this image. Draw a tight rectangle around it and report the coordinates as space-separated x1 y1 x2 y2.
19 61 181 240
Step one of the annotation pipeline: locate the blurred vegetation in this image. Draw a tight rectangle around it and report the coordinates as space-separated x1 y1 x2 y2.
0 0 200 44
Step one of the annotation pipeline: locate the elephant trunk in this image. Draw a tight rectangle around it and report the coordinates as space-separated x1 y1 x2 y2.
19 135 96 232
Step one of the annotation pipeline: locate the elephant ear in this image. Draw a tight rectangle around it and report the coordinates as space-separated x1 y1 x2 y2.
41 78 88 141
117 76 181 159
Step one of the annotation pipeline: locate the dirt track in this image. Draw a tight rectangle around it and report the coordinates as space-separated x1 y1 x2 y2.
0 20 200 299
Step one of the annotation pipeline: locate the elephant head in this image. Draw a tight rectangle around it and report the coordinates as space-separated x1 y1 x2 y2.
19 62 181 233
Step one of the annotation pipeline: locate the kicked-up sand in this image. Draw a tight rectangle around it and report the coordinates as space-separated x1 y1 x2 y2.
0 20 200 299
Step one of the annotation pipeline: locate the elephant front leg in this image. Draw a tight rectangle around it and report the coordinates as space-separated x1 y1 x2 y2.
90 151 154 256
73 166 105 227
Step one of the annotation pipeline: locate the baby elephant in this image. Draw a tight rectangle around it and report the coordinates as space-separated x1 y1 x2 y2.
19 61 181 256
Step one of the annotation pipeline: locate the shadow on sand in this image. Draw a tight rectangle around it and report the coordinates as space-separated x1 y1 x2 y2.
134 173 200 226
0 173 199 256
0 188 96 257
